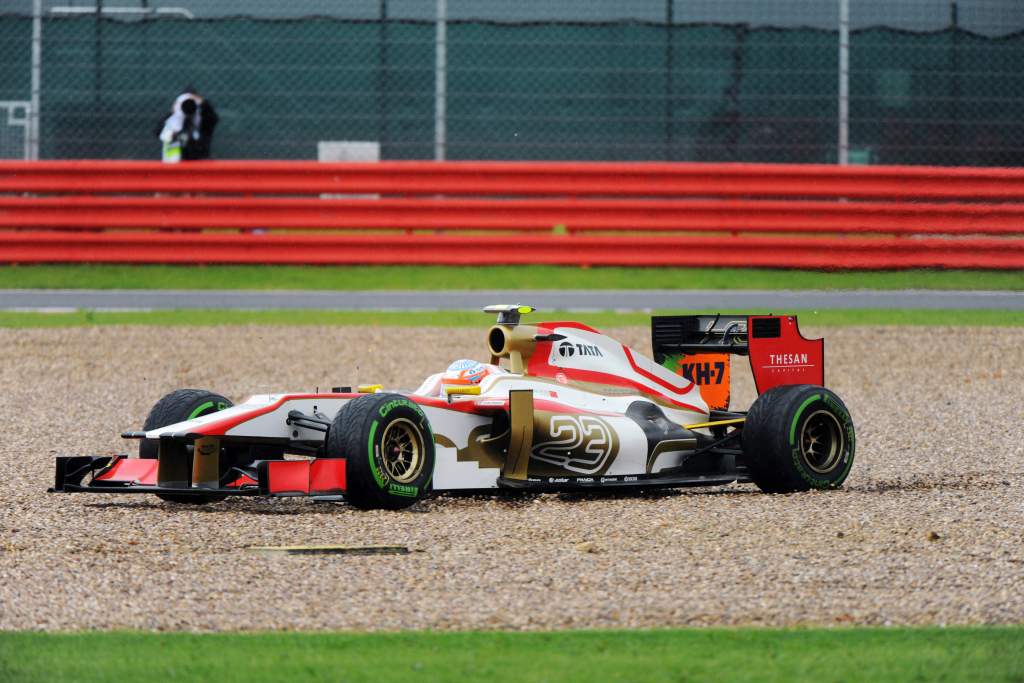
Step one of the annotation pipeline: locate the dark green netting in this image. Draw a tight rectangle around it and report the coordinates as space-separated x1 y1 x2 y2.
0 15 1021 164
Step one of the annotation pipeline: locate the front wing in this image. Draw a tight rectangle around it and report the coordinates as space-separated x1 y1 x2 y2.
51 455 348 499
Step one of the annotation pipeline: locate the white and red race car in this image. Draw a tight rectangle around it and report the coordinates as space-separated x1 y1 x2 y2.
52 306 855 509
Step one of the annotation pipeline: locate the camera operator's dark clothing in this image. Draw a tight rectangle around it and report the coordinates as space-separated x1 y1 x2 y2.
184 99 219 160
158 91 219 162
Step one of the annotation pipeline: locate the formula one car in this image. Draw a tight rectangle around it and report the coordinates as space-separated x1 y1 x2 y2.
51 306 855 509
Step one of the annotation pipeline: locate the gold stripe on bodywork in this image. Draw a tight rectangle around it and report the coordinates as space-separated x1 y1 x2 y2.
682 418 746 430
646 438 698 474
502 390 534 481
191 437 220 489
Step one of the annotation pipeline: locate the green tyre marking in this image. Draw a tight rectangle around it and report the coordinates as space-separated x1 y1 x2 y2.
187 401 214 420
790 392 854 489
788 394 820 446
367 420 385 488
831 408 857 487
388 483 418 497
378 398 423 419
420 414 435 491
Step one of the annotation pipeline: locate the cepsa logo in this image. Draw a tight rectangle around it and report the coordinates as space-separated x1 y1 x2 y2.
558 341 603 358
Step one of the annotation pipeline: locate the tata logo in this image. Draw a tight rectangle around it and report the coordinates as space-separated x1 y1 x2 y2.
558 342 603 358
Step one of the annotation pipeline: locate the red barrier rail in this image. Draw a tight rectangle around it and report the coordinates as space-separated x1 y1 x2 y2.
4 160 1024 199
1 160 1023 269
3 231 1019 269
3 196 1024 235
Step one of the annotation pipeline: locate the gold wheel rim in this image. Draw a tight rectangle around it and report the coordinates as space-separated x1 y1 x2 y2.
799 410 844 474
380 418 423 484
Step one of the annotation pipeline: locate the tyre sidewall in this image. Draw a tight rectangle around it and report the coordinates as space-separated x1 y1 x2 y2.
784 389 855 489
139 389 232 460
333 394 435 510
138 389 233 504
743 384 856 493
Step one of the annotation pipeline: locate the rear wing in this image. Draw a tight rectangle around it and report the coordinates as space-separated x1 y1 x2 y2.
652 314 824 411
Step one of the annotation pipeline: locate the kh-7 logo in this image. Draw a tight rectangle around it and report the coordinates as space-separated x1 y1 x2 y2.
677 359 726 385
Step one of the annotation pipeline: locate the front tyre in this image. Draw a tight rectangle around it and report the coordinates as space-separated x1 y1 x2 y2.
742 384 855 493
327 393 435 510
139 388 233 504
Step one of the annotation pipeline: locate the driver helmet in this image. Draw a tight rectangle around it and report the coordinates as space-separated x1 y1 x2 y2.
442 359 504 386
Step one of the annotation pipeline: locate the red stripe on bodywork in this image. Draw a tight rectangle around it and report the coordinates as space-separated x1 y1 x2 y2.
94 457 158 485
412 395 496 412
415 395 618 417
191 392 359 435
226 473 258 488
622 345 696 394
527 346 703 413
538 321 601 334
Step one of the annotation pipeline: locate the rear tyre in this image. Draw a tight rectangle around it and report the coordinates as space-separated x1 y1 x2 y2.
326 393 435 510
742 384 855 493
139 388 233 504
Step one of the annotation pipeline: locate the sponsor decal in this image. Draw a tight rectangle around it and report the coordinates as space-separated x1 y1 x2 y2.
558 341 604 358
767 352 810 367
531 415 619 475
388 483 418 497
668 352 731 411
677 359 726 385
600 476 618 482
379 398 414 418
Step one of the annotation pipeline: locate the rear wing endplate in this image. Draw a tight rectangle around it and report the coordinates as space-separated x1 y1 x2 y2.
652 314 824 409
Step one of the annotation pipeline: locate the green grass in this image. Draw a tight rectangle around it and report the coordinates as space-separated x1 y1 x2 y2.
1 627 1021 683
1 308 1022 328
2 264 1022 291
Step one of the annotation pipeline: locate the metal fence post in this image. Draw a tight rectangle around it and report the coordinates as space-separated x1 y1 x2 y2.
434 0 447 161
664 0 674 161
29 0 42 160
838 0 850 165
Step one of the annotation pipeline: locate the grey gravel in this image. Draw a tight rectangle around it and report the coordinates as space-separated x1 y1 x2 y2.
0 324 1022 632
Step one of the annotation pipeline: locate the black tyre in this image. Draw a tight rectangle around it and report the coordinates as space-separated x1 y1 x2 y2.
139 388 233 504
326 393 435 510
742 384 855 493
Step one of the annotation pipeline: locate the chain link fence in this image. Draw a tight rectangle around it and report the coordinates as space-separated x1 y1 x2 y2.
1 0 1022 164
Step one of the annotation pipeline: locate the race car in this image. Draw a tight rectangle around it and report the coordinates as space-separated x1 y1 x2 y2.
51 305 856 509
